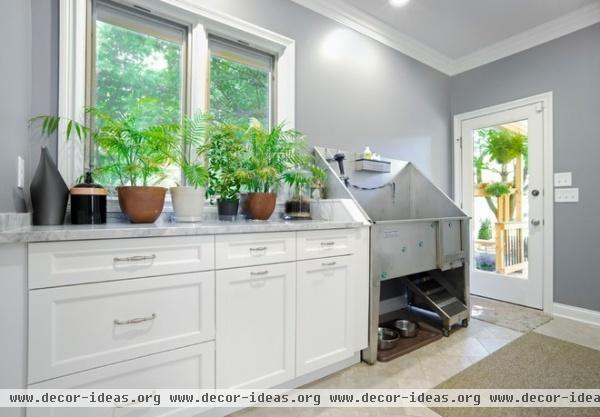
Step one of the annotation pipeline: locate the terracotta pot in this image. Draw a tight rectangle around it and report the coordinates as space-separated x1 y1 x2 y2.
117 186 166 223
245 192 277 220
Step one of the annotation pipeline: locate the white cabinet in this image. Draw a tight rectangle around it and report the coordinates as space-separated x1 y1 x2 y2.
296 256 354 376
29 236 215 289
29 272 215 383
216 263 295 389
215 232 295 269
28 343 214 417
297 229 354 260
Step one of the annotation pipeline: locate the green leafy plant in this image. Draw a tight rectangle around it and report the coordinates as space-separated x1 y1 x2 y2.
238 119 305 193
283 157 327 200
88 98 177 186
204 122 245 201
474 128 528 221
477 218 493 241
484 182 513 198
170 112 210 189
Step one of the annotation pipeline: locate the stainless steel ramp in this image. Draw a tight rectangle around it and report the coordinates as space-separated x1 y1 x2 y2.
401 274 469 336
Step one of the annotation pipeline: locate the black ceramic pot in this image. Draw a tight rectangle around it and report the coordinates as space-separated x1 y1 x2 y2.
70 173 108 224
217 199 239 221
30 146 69 225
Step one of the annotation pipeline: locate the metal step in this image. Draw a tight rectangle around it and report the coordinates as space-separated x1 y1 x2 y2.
400 274 468 334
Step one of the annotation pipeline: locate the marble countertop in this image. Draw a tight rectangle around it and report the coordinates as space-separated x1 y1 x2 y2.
0 219 365 243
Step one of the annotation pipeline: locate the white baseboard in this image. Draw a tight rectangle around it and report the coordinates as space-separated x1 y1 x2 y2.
553 303 600 326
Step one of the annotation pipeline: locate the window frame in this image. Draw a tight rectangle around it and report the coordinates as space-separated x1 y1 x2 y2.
58 0 295 189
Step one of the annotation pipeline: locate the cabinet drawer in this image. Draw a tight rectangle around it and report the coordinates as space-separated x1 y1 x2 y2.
297 229 355 260
29 236 215 289
28 342 215 417
29 272 215 383
296 256 354 376
215 232 295 269
216 263 295 389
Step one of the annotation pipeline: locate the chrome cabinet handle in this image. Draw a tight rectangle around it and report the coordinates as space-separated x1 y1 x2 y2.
249 246 267 252
251 270 269 276
114 313 156 326
322 261 337 267
531 219 541 226
321 241 335 247
113 254 156 263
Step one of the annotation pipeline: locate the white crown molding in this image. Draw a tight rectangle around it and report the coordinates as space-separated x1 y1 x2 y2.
289 0 454 74
291 0 600 76
453 2 600 75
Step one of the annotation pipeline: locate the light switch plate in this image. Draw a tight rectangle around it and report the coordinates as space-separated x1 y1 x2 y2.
554 172 572 187
17 156 25 189
555 188 579 203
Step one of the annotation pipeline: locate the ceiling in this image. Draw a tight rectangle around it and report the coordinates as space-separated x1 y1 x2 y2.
292 0 600 74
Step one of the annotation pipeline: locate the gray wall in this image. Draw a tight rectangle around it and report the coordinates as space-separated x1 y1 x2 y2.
451 24 600 311
196 0 452 191
0 0 32 212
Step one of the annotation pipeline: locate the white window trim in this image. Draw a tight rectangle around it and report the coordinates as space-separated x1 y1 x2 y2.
58 0 295 186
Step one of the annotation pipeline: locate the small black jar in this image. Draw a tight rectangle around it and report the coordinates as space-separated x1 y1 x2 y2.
70 173 108 224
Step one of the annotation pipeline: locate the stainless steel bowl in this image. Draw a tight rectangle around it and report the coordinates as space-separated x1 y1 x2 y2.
394 320 419 338
378 327 400 350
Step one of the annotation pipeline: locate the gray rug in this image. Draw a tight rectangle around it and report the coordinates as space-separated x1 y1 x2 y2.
433 332 600 417
471 295 552 332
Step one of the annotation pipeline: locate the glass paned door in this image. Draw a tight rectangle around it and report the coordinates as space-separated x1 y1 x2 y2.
458 103 545 309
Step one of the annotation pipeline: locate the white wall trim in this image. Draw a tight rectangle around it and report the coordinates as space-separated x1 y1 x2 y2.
58 0 87 186
58 0 296 183
291 0 600 76
453 92 554 313
454 2 600 74
553 303 600 327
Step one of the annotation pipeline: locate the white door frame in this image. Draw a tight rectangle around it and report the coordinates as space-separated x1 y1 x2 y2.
453 92 554 314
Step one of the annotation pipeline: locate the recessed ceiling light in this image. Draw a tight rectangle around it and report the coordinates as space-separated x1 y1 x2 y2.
389 0 410 7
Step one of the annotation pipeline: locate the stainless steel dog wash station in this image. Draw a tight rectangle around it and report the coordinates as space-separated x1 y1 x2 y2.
315 147 471 364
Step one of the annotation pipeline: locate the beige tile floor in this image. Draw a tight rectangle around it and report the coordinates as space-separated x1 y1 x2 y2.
234 314 600 417
533 316 600 352
234 319 523 417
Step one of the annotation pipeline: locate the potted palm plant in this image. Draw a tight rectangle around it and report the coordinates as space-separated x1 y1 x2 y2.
88 99 175 223
238 119 305 221
205 122 245 220
169 113 210 222
283 157 326 220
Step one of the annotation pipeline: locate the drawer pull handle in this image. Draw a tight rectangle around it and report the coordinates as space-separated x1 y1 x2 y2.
114 313 156 326
322 261 337 267
251 270 269 276
249 246 267 252
113 254 156 263
321 241 335 247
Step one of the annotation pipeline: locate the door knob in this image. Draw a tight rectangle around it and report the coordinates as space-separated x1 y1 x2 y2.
531 219 541 226
531 189 540 197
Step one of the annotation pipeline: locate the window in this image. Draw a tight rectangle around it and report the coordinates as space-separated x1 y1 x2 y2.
58 0 295 189
209 37 275 128
91 0 188 186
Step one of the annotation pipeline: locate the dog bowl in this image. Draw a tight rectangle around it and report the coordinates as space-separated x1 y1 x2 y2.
394 319 419 338
378 327 400 350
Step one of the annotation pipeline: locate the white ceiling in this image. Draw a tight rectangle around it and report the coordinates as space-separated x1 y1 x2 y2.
292 0 600 74
343 0 598 59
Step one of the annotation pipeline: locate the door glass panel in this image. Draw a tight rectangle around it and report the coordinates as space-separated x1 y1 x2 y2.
472 120 529 278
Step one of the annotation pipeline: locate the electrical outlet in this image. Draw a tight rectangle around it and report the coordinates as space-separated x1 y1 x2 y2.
555 188 579 203
17 156 25 189
554 172 572 187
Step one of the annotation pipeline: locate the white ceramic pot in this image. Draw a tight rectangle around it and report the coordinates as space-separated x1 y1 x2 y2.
170 186 206 222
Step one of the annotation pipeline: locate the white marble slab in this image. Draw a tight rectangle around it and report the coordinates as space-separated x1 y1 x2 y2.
0 219 365 243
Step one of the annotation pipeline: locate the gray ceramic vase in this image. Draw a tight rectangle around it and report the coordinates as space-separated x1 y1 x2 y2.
30 146 69 225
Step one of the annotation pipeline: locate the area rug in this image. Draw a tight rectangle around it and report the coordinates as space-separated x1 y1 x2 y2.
471 295 552 332
432 332 600 417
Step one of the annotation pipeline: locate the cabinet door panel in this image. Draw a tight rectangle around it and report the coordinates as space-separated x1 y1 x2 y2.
296 256 353 376
216 263 295 388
